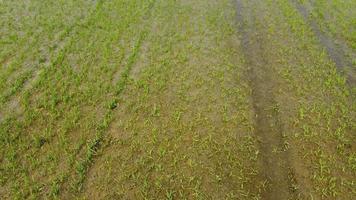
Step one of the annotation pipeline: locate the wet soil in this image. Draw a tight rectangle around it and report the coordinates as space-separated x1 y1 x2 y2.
290 0 356 86
235 0 298 199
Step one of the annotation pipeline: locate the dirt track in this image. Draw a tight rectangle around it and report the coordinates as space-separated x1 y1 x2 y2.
236 0 297 199
290 0 356 86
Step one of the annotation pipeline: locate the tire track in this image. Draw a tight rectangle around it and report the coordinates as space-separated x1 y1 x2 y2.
235 0 297 199
290 0 355 86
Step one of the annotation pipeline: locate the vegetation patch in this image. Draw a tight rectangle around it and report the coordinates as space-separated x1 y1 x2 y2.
0 0 354 199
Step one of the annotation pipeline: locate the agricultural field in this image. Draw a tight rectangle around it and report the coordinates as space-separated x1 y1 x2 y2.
0 0 355 199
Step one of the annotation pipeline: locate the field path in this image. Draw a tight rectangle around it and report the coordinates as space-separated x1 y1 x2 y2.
236 0 297 199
